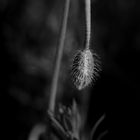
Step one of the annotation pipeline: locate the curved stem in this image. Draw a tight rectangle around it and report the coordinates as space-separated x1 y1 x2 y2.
48 0 70 113
90 114 105 140
97 130 108 140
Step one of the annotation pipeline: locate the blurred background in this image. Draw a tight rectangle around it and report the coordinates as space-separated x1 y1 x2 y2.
1 0 140 140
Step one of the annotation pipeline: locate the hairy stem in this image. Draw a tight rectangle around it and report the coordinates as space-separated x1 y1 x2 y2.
85 0 91 49
48 0 70 113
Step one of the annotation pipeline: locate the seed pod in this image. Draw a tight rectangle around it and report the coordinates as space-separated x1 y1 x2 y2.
71 48 101 90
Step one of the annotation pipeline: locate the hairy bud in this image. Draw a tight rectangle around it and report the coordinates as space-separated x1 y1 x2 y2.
71 48 101 90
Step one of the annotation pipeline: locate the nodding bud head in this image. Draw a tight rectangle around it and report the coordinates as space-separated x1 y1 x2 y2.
71 48 101 90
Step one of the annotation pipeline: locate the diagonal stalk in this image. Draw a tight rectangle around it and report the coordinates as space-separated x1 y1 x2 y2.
48 0 70 113
90 114 105 140
97 130 108 140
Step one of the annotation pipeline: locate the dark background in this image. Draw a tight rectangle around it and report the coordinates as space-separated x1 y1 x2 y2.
1 0 140 140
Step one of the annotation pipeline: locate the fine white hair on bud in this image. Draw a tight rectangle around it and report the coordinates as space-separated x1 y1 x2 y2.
71 48 101 90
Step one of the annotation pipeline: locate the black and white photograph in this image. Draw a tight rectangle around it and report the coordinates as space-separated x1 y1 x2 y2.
1 0 140 140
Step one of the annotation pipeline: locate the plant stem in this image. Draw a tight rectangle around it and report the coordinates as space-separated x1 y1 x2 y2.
85 0 91 49
97 130 108 140
48 0 70 113
90 114 105 140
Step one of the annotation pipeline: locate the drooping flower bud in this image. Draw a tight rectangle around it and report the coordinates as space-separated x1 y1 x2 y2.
71 48 101 90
